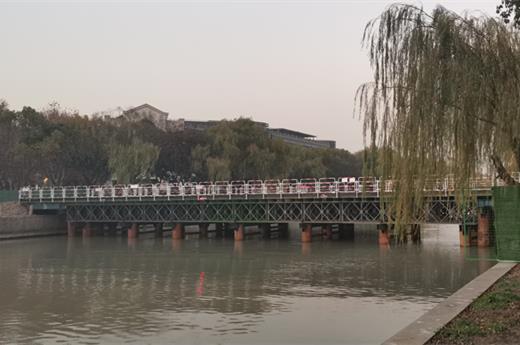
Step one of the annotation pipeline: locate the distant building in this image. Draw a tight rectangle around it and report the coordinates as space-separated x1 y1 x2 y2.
112 103 336 149
123 104 168 130
267 128 336 149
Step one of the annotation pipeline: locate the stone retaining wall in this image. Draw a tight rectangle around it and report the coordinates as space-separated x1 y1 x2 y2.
0 215 66 240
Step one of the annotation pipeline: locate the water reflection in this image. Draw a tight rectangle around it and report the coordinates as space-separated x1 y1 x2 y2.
0 230 493 344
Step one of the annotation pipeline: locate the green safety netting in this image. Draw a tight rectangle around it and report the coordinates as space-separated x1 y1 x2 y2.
493 186 520 262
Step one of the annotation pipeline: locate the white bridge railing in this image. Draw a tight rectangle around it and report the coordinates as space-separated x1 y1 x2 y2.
18 173 519 203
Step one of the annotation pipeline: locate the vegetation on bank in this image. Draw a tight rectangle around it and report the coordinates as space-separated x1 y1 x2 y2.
428 265 520 345
0 101 362 189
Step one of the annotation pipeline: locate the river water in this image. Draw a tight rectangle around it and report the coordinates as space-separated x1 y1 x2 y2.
0 225 493 345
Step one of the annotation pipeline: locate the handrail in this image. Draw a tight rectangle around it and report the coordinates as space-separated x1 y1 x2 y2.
18 174 515 203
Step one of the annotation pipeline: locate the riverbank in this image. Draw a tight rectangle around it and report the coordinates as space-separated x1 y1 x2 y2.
427 264 520 345
383 261 516 345
0 201 66 239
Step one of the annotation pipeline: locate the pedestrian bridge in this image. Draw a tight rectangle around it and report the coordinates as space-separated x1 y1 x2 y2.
18 175 509 225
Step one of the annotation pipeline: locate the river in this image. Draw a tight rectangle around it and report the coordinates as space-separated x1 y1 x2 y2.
0 225 493 344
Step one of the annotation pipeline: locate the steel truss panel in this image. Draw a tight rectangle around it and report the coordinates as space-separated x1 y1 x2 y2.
66 197 477 224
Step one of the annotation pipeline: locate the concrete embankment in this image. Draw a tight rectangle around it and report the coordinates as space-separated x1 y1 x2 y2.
0 202 66 240
382 262 517 345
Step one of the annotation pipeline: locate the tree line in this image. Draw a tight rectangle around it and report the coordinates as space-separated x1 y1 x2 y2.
0 101 362 189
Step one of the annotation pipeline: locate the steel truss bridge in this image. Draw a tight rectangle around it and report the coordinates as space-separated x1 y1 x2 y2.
17 175 507 225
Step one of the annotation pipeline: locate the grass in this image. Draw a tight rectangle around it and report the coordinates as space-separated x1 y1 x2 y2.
430 266 520 344
472 290 520 310
438 320 484 340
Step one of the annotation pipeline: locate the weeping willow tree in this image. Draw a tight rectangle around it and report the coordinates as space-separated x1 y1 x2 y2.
357 4 520 239
108 138 160 184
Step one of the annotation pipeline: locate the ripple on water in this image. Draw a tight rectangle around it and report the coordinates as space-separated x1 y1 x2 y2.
0 235 494 344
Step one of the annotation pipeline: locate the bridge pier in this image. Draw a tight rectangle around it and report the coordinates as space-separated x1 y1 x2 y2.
67 222 76 237
377 224 390 246
82 223 92 238
321 224 333 240
128 223 139 239
199 223 209 239
478 208 491 247
172 223 185 240
338 223 354 241
234 224 245 241
154 223 164 238
301 223 312 243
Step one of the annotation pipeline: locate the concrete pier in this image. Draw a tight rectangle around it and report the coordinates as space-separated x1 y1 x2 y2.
128 223 139 239
172 223 185 240
378 224 390 246
301 224 312 243
234 224 245 241
477 209 491 247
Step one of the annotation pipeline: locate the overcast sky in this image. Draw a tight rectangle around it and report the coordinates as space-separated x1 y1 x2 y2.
0 0 497 151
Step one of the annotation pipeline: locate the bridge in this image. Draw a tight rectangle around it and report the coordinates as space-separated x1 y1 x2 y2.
18 175 513 245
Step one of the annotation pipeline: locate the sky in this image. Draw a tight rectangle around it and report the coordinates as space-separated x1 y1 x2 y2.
0 0 498 152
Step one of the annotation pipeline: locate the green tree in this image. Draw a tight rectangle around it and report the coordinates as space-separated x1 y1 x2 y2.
108 138 160 184
358 4 520 236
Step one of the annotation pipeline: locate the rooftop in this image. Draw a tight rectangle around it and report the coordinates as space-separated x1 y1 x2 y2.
268 128 316 139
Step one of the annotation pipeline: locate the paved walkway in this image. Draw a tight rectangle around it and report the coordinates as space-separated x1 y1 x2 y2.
382 262 517 345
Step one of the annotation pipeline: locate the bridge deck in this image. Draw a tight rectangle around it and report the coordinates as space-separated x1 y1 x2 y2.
18 176 503 225
18 176 496 204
